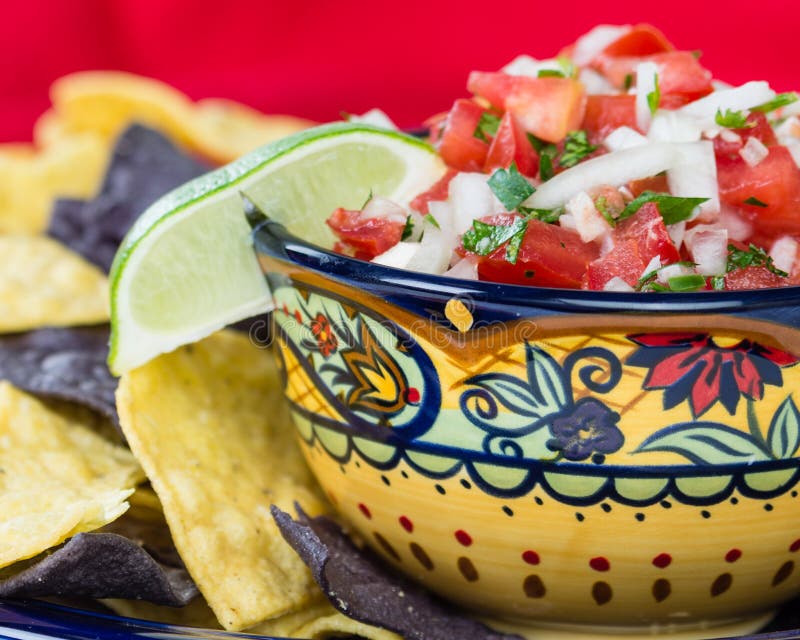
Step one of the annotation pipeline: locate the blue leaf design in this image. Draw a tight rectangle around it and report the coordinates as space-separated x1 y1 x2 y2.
468 374 560 423
525 343 570 409
635 422 772 465
767 395 800 459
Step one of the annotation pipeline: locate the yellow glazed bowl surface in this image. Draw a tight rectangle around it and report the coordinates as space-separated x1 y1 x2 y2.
254 220 800 638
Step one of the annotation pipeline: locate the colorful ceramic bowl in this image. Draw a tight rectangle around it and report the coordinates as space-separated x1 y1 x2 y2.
253 219 800 639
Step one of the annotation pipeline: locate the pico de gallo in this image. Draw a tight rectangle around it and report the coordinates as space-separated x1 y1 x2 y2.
327 24 800 291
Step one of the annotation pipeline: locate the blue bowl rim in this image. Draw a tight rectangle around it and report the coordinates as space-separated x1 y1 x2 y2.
252 220 800 315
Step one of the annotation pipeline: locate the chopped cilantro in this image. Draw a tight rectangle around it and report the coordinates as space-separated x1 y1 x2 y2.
518 205 563 223
401 215 414 241
751 92 799 114
537 69 565 78
646 74 661 115
423 213 440 229
361 189 374 209
487 163 535 211
710 275 726 290
461 216 529 264
618 191 708 225
539 152 555 181
559 130 597 168
726 243 788 277
667 274 707 291
473 112 501 143
744 196 768 208
623 73 634 91
715 108 753 129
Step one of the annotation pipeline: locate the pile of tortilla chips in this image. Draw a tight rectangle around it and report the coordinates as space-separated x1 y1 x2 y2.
0 72 522 640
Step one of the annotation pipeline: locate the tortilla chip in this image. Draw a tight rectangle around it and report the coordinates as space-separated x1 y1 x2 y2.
0 532 196 606
189 98 313 164
272 507 523 640
0 236 108 332
0 132 107 234
116 331 327 630
0 382 144 568
48 124 208 271
102 597 221 628
0 326 118 426
50 71 197 150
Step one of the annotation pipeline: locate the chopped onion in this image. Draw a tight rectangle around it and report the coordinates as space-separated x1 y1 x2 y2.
718 129 742 144
657 262 694 283
667 221 687 248
635 61 660 132
739 136 769 167
718 205 753 242
447 172 503 234
666 141 720 219
678 81 775 128
572 25 631 66
770 236 798 275
604 126 648 152
786 140 800 169
647 111 702 143
685 225 728 276
361 196 408 223
524 143 681 210
443 257 479 280
348 108 399 131
565 191 611 243
642 255 662 278
502 55 561 77
603 276 634 292
579 68 617 95
774 116 800 143
558 213 577 231
372 242 420 269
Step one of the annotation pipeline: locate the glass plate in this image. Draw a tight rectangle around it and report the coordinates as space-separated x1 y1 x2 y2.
2 599 800 640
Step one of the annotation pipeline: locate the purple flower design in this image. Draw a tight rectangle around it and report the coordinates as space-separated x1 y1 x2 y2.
547 398 623 461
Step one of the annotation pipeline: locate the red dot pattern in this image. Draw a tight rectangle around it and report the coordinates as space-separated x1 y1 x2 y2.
405 387 421 404
455 530 473 546
399 515 414 532
522 550 540 565
590 557 610 572
725 548 742 563
358 503 372 519
790 539 800 553
652 553 672 568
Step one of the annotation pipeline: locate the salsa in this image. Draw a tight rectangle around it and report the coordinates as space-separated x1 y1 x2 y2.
327 24 800 291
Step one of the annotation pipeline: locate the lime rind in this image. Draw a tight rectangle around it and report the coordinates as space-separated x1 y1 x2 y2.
109 123 444 374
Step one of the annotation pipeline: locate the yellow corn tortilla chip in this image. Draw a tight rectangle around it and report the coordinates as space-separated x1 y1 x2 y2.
50 71 196 150
0 382 144 569
0 235 109 332
0 132 107 234
116 330 328 631
292 610 403 640
189 98 313 164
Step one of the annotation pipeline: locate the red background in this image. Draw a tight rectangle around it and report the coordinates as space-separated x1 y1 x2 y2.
1 0 797 143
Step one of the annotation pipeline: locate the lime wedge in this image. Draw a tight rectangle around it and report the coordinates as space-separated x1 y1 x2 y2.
109 122 445 374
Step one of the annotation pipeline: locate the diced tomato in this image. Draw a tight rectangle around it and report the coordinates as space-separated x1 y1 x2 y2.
627 174 669 197
594 51 713 104
437 99 491 172
713 112 778 160
581 94 638 143
598 24 674 58
724 266 791 290
469 215 599 289
467 72 586 143
326 208 404 260
717 145 800 238
409 169 457 214
424 111 448 146
484 112 539 177
585 202 681 289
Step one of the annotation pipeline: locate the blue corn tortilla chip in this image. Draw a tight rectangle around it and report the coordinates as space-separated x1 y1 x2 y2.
48 124 208 272
272 506 523 640
0 326 118 427
0 533 196 606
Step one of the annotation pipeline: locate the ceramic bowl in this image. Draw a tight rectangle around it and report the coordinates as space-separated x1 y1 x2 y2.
253 219 800 639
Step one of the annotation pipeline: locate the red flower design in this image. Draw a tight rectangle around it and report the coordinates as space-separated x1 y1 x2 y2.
311 313 338 357
627 332 799 418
